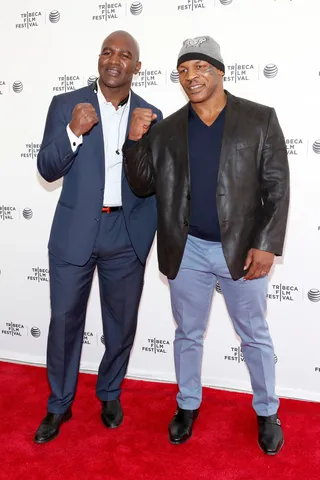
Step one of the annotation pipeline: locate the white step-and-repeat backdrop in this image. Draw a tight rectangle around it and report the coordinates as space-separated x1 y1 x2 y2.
1 0 320 402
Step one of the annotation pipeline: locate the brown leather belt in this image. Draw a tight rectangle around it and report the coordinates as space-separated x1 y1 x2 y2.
101 206 122 213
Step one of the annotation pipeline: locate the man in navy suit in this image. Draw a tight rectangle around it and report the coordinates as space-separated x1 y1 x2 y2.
34 30 162 444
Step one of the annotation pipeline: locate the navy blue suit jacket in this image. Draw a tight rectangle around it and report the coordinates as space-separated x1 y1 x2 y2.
37 85 163 266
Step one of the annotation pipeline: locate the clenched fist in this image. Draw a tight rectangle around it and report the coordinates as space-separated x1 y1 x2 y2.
128 108 157 141
69 103 99 137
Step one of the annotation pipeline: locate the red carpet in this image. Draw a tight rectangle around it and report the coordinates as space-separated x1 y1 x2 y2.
0 361 320 480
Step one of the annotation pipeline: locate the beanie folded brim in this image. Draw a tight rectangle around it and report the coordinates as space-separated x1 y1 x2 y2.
177 53 225 73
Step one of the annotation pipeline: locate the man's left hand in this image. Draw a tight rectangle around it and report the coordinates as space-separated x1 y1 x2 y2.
243 248 275 280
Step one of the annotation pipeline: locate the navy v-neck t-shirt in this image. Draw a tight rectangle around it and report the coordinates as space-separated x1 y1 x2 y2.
188 103 226 242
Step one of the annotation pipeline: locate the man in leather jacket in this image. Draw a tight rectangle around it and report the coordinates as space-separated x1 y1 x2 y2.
123 36 289 455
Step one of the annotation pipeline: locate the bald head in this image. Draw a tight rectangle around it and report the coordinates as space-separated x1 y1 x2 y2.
101 30 140 62
98 30 142 94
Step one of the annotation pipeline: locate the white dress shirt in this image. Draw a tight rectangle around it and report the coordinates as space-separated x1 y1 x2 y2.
67 86 131 206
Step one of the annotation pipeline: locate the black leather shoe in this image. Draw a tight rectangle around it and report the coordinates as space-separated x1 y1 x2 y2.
101 399 123 428
169 407 199 444
34 408 72 444
257 414 284 455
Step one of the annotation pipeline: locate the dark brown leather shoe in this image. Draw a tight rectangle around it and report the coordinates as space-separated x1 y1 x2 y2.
34 408 72 444
101 399 123 428
257 414 284 455
169 407 199 444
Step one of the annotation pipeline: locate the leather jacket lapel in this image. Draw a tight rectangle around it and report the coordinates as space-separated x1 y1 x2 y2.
218 92 240 182
175 104 190 190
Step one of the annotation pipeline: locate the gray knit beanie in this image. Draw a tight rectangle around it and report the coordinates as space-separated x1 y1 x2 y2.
177 36 225 73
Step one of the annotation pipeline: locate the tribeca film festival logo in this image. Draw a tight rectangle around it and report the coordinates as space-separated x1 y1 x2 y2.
224 346 278 364
0 206 33 221
83 331 94 345
1 322 25 337
15 10 60 29
132 69 165 88
21 143 41 159
177 0 206 11
0 205 18 221
224 63 257 83
52 75 82 93
176 0 233 12
267 283 300 302
286 138 306 157
92 2 143 21
27 267 49 283
142 338 171 354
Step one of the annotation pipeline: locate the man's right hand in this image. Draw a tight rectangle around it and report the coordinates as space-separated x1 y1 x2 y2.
69 103 99 137
128 108 157 141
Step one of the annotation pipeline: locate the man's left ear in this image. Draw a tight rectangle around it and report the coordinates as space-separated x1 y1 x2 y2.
134 61 142 75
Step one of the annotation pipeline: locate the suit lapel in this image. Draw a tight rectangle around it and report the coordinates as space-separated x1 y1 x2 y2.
84 85 105 180
218 92 240 181
122 91 139 180
126 90 138 137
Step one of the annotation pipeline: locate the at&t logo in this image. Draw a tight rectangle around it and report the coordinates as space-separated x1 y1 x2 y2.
30 327 41 338
170 70 179 83
49 11 60 23
142 338 171 354
13 81 23 93
130 2 143 14
87 76 98 86
307 289 320 302
312 139 320 154
23 208 33 219
263 64 278 78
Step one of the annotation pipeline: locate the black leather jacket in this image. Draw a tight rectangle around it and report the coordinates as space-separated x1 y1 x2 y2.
124 92 290 280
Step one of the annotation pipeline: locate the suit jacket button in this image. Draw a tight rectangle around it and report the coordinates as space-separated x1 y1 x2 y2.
184 221 189 227
187 194 191 200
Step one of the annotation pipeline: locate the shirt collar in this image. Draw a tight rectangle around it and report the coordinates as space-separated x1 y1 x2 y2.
97 81 131 109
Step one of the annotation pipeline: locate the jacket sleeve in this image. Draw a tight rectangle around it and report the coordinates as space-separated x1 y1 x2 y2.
252 108 290 255
37 96 79 183
123 108 163 197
